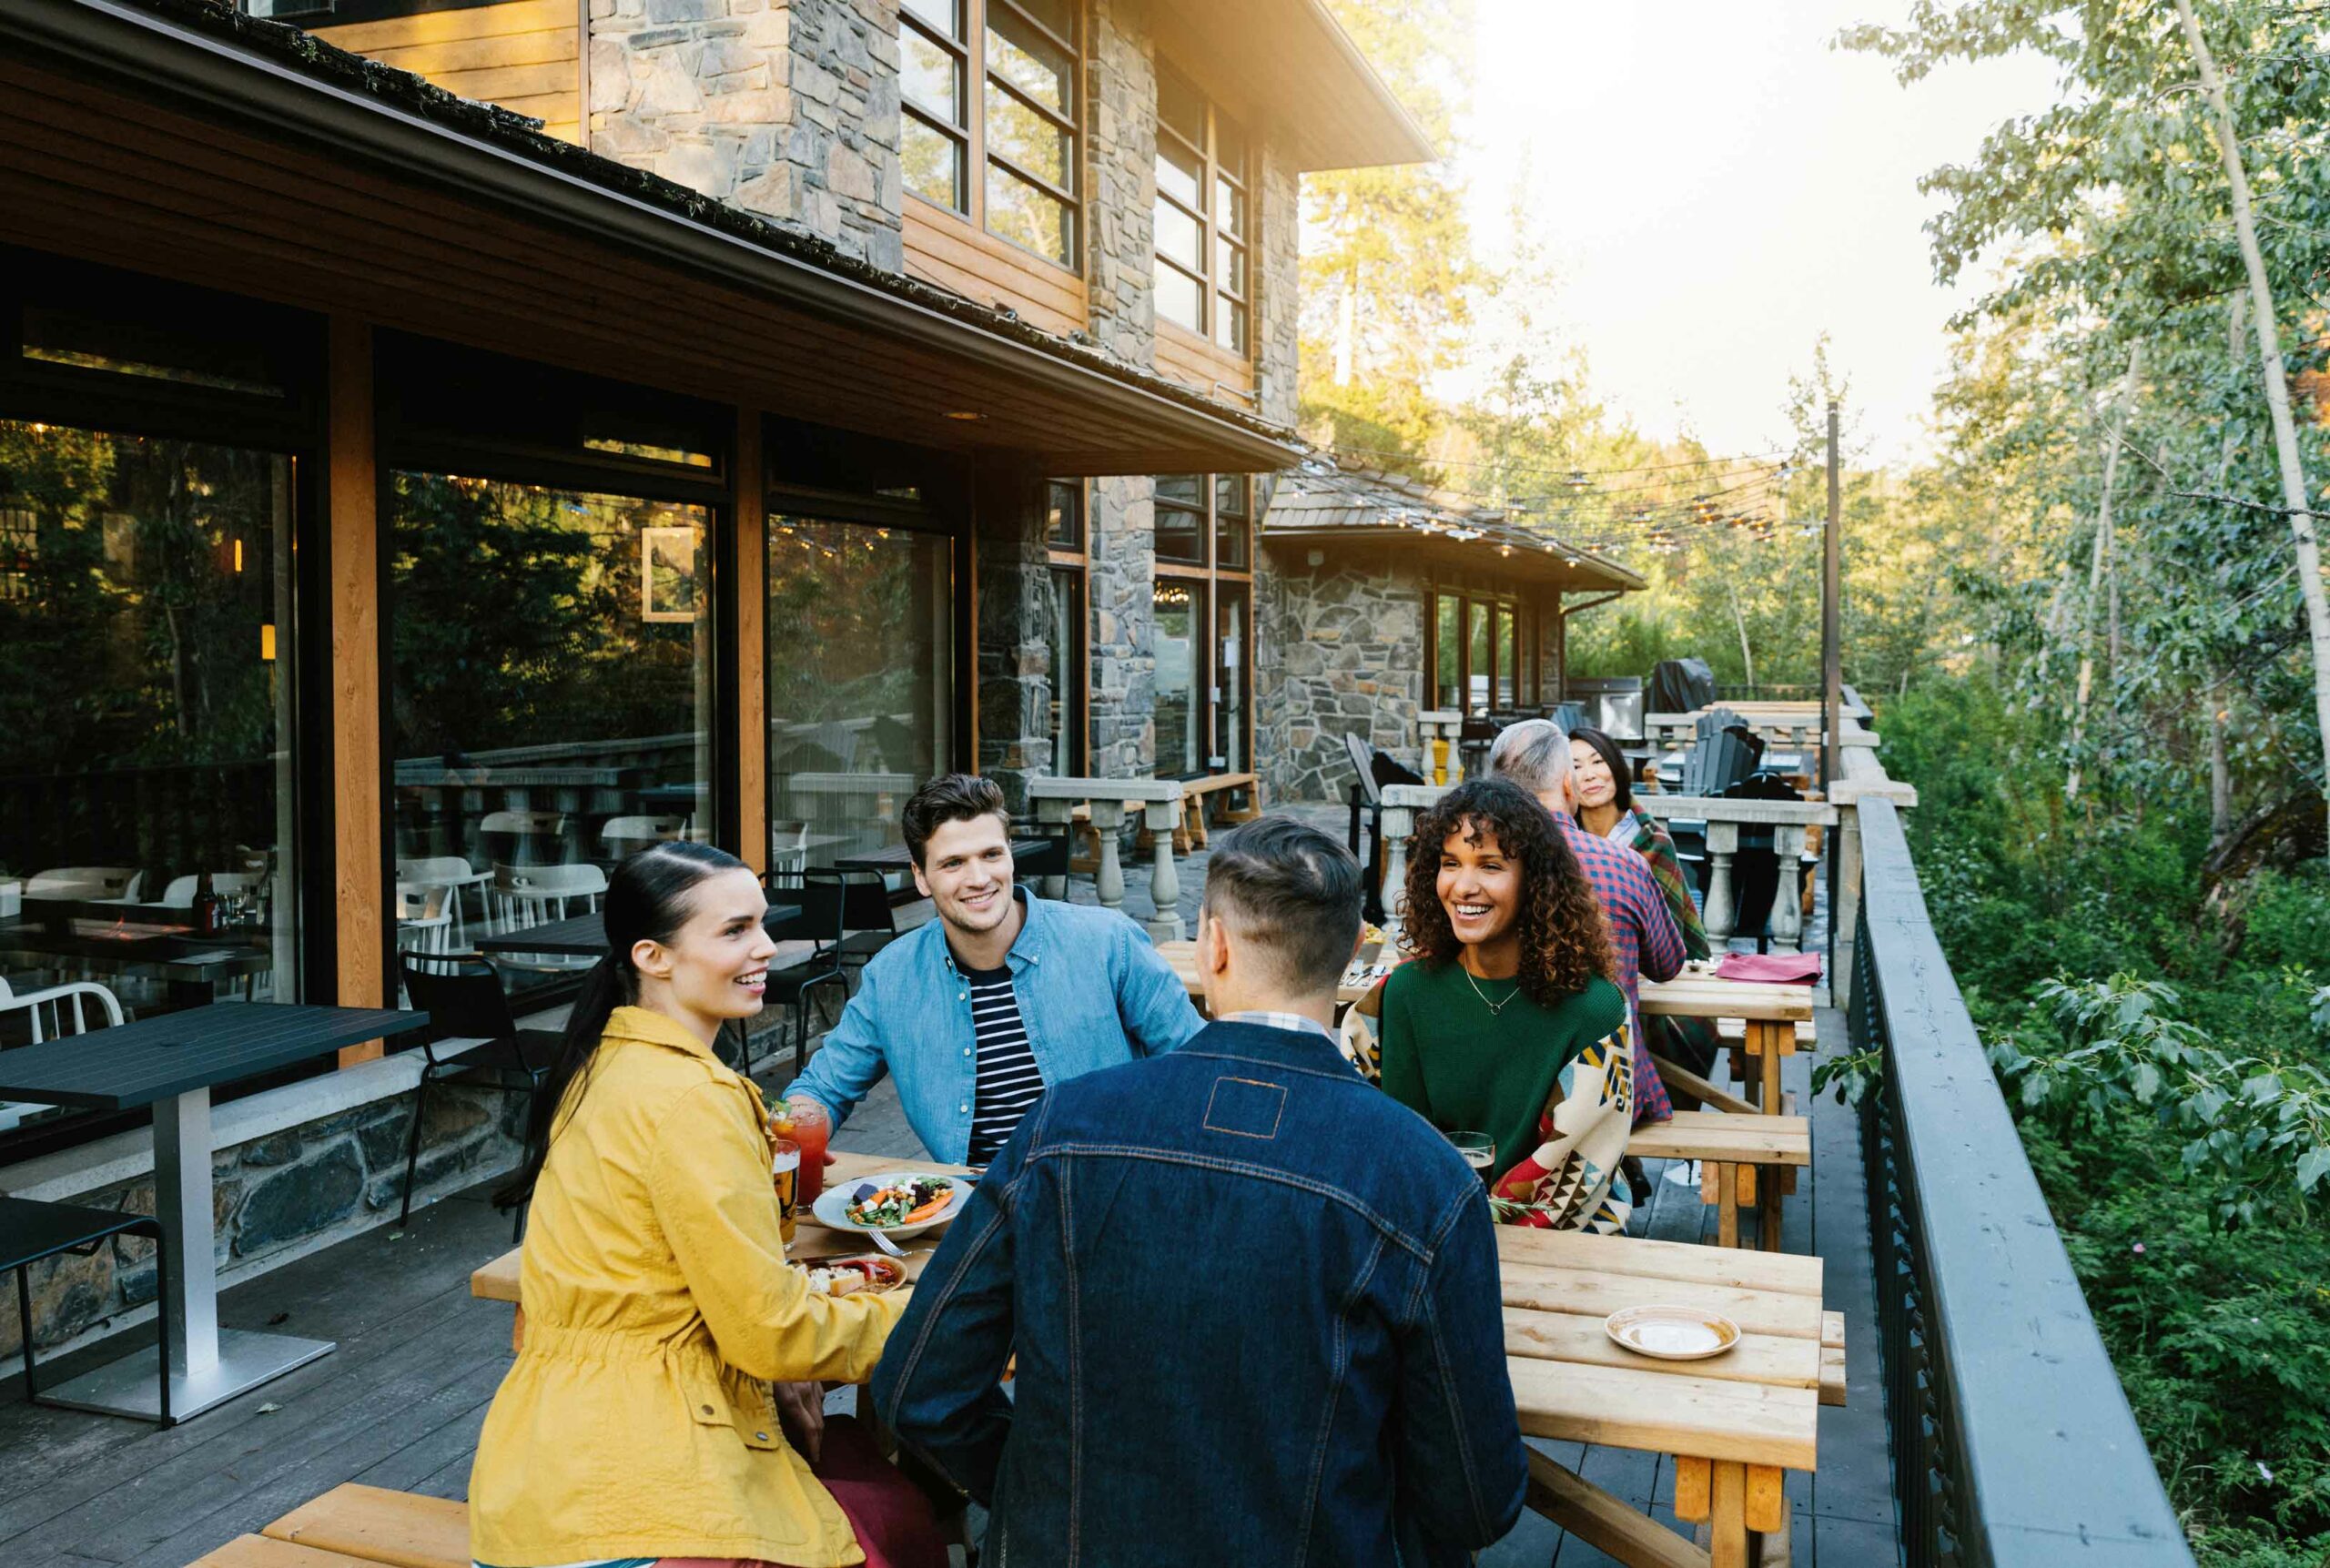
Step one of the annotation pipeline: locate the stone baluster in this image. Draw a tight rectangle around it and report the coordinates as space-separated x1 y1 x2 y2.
1378 803 1414 949
1088 800 1128 913
1142 797 1184 942
1770 824 1806 952
1702 822 1740 946
1033 794 1074 901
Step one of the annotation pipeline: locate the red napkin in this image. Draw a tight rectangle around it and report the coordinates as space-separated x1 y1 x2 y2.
1714 952 1822 985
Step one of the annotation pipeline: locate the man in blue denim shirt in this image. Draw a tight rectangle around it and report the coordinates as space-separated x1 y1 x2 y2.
874 817 1528 1566
785 774 1203 1166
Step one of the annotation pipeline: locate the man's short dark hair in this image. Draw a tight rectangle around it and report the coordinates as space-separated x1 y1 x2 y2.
1201 816 1363 996
901 773 1012 867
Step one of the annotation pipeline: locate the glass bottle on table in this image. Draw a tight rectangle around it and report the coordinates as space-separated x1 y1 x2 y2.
191 871 221 936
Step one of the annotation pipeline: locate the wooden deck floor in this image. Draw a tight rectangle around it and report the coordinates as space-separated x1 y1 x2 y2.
0 1013 1901 1568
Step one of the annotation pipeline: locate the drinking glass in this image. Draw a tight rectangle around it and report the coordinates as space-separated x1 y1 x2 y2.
771 1137 800 1246
776 1098 831 1207
1446 1130 1496 1181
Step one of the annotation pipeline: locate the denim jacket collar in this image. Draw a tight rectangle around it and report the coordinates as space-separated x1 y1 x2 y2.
1181 1017 1358 1082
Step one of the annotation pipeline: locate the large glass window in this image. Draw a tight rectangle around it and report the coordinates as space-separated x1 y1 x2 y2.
1495 605 1517 709
766 520 954 864
1431 588 1537 717
1215 582 1248 774
390 476 712 989
1433 595 1463 709
1045 566 1085 777
1152 578 1201 776
1153 62 1251 352
903 0 1080 268
0 420 302 1067
1155 474 1206 564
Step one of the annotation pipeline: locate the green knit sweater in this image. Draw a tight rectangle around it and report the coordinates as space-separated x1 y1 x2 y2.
1377 961 1628 1180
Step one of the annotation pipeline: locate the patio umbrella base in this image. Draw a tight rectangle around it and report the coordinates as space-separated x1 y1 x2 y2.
38 1328 335 1421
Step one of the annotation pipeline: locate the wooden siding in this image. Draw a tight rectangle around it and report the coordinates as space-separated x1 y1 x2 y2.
311 0 582 146
903 200 1086 339
1154 319 1255 401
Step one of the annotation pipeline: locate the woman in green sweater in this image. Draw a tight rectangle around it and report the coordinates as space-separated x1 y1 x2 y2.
1375 777 1637 1233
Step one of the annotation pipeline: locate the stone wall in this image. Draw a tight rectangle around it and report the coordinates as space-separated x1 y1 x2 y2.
589 0 905 268
974 469 1056 810
1087 474 1158 777
1255 146 1302 427
1082 0 1156 368
1255 541 1427 804
1 1077 523 1362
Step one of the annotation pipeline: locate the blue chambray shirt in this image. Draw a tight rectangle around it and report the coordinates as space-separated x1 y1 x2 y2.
786 889 1205 1163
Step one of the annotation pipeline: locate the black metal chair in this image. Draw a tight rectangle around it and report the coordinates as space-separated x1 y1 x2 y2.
832 868 902 972
3 1196 170 1426
756 870 850 1079
397 952 562 1241
1008 818 1070 894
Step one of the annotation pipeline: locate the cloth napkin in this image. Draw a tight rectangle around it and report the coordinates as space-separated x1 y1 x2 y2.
1714 952 1823 986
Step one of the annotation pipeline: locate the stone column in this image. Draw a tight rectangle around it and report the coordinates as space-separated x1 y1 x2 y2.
973 465 1054 813
1087 475 1157 778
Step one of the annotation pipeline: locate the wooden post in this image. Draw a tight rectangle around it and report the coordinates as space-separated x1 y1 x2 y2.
329 315 386 1067
1143 798 1183 942
734 410 767 874
1710 1460 1749 1568
1820 401 1841 795
1830 804 1862 1011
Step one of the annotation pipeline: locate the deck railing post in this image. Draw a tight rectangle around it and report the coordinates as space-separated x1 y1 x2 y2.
1830 804 1863 1011
1089 801 1128 912
1142 798 1184 942
1032 795 1074 901
1702 822 1739 943
1770 824 1806 952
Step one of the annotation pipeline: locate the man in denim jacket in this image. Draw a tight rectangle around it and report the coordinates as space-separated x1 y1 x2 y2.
785 774 1203 1166
874 817 1528 1565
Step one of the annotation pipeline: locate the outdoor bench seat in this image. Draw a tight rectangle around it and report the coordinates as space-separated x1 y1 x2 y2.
1631 1109 1811 1252
261 1484 468 1568
187 1537 380 1568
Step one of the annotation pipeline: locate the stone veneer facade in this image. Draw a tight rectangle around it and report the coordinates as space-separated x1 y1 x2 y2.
589 0 905 268
1253 541 1429 806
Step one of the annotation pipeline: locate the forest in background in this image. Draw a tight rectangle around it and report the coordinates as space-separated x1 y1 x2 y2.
1310 2 2330 1559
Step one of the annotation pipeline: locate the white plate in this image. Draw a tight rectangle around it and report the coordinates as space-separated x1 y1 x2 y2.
1604 1303 1740 1361
811 1171 971 1239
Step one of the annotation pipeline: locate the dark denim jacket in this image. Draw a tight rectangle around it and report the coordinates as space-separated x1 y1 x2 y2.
872 1020 1528 1567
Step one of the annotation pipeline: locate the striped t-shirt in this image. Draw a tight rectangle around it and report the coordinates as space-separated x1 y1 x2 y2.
963 962 1046 1165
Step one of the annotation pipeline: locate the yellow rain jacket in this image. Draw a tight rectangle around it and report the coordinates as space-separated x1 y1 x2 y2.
469 1006 906 1566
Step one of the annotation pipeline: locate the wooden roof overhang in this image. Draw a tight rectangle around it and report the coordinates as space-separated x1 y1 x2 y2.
1264 521 1647 594
1149 0 1436 173
0 0 1302 476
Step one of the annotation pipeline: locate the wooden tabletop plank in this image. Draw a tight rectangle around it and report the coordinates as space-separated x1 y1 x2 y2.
1630 1112 1811 1166
1639 980 1812 1022
1506 1357 1819 1471
1504 1306 1821 1391
1494 1226 1822 1298
1501 1260 1823 1340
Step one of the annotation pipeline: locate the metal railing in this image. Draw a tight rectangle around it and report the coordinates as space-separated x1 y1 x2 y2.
1849 796 2193 1567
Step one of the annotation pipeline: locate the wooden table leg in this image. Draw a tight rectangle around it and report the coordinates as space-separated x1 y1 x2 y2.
1529 1450 1709 1567
1747 1464 1788 1565
1710 1461 1748 1568
1748 1020 1785 1114
1703 1160 1739 1249
1758 1168 1784 1253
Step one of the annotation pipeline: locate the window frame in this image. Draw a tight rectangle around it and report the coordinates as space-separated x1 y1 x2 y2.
1151 60 1252 356
901 0 1085 274
1045 476 1089 778
1428 584 1539 717
1150 472 1253 778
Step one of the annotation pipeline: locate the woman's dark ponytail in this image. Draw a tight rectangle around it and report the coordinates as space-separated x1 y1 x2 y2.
493 839 748 1213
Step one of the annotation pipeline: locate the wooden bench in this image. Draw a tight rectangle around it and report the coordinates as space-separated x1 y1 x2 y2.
1132 771 1264 854
1633 1109 1811 1253
259 1485 468 1568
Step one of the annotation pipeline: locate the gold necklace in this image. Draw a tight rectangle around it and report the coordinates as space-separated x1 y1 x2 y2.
1462 965 1524 1016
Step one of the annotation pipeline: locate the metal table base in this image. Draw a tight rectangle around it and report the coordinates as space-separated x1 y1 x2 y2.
38 1326 335 1421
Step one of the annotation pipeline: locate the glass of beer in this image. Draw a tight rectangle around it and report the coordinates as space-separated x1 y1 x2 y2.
771 1135 801 1246
1446 1130 1496 1183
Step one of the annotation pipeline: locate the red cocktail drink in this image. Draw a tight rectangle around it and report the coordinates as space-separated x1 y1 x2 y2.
781 1098 830 1207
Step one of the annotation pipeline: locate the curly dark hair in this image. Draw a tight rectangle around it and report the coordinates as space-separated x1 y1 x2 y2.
1399 777 1616 1006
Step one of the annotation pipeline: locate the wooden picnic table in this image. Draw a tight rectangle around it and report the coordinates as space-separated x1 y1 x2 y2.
473 1153 1840 1568
1641 965 1811 1120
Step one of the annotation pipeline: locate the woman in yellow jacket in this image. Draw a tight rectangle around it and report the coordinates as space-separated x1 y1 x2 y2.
469 842 943 1568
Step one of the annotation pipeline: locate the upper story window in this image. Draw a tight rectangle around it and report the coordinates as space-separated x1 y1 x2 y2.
1153 64 1250 355
901 0 1081 270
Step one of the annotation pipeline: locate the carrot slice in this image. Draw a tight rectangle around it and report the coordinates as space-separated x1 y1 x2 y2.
902 1192 952 1225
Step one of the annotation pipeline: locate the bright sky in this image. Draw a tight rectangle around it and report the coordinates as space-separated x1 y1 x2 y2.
1464 0 2063 465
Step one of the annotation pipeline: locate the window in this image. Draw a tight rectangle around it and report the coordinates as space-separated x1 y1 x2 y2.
1150 472 1253 778
1 421 304 1082
765 520 954 864
1044 478 1088 776
1045 478 1082 550
1430 589 1537 717
1153 63 1251 353
902 0 1081 269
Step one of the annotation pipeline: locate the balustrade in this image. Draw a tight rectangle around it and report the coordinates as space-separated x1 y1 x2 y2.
1026 777 1189 942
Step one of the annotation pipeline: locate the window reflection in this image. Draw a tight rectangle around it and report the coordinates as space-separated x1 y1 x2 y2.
766 520 953 868
1152 579 1202 777
389 474 713 990
0 420 300 1090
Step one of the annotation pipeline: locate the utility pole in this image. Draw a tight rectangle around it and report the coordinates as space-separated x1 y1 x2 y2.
1821 401 1842 794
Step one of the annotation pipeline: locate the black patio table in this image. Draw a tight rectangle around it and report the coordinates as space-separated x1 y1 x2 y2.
827 837 1054 874
473 903 805 958
0 1002 424 1421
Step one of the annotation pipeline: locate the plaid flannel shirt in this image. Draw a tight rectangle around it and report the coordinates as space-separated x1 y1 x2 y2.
1555 811 1687 1123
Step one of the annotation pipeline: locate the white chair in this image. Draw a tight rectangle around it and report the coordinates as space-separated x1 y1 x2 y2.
769 819 812 885
396 856 487 944
601 815 689 862
480 810 568 869
157 872 261 909
0 976 126 1133
25 867 143 901
395 882 454 956
490 863 608 976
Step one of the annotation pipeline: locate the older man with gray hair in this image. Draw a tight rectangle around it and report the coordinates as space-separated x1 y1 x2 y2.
1489 719 1687 1123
